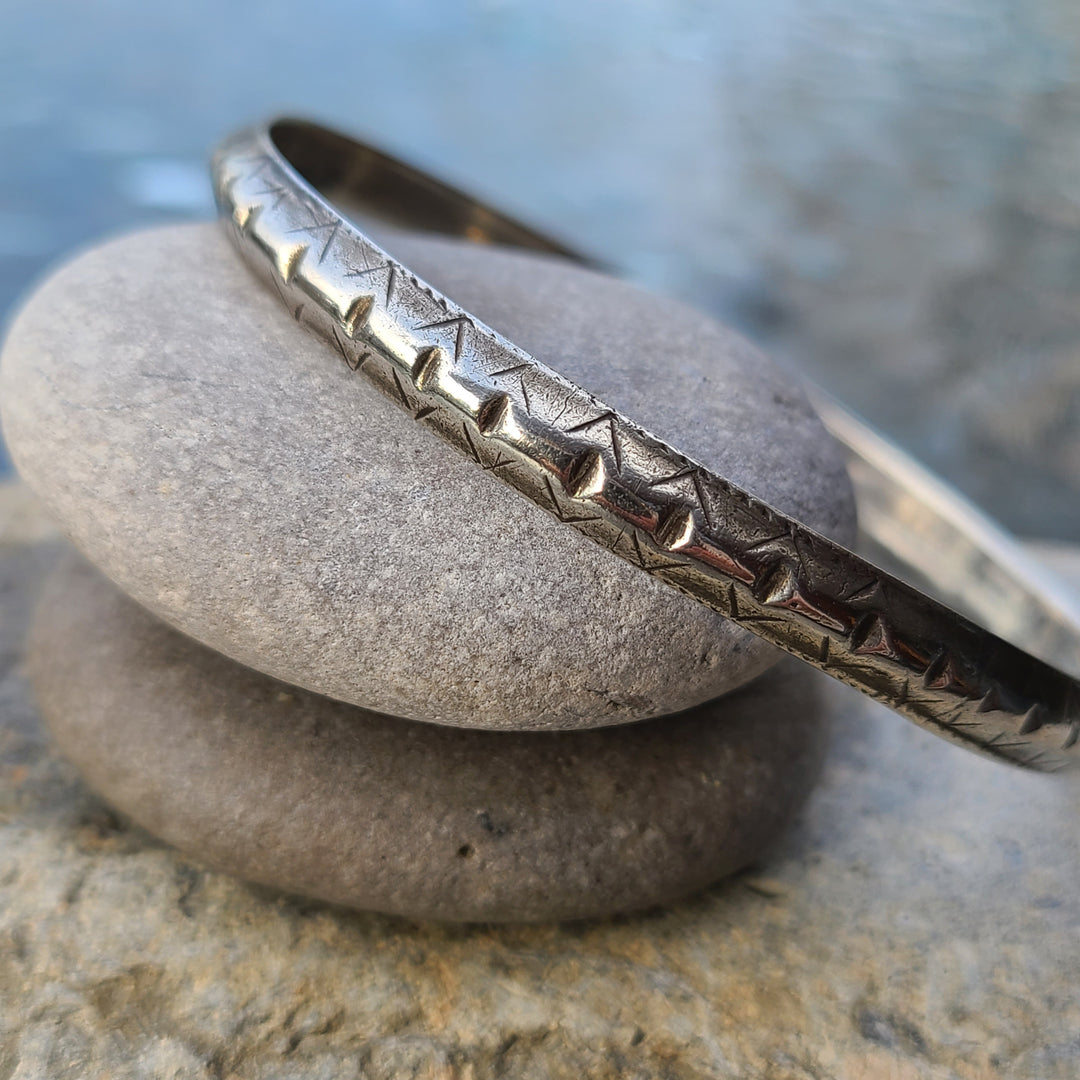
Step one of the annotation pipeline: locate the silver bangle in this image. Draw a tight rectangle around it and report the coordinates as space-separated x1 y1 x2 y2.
211 118 1080 773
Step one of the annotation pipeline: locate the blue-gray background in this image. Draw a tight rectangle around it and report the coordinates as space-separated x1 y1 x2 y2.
3 0 1080 537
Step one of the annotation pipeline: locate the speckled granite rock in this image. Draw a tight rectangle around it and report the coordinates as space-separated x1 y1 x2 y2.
0 222 855 730
28 555 828 923
5 482 1080 1078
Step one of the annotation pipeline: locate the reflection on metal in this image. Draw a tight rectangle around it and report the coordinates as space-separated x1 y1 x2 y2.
212 118 1080 773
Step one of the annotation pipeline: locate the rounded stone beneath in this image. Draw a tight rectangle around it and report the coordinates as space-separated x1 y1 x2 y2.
29 557 829 923
0 222 855 731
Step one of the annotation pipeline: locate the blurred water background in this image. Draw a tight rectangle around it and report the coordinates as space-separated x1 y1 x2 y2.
3 0 1079 537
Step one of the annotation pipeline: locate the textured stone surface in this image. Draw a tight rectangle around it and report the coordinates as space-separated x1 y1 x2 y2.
5 484 1080 1078
0 222 855 730
28 555 828 924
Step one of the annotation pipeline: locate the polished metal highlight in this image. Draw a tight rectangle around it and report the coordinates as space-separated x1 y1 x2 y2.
212 118 1080 772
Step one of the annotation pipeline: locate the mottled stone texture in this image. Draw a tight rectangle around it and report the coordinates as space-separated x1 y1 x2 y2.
28 555 828 923
0 223 855 730
4 486 1080 1077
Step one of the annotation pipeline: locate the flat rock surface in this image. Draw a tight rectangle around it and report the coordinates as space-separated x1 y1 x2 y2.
4 486 1080 1078
28 556 828 924
0 222 855 730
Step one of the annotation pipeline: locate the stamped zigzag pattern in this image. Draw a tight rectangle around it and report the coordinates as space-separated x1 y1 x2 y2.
211 128 1080 772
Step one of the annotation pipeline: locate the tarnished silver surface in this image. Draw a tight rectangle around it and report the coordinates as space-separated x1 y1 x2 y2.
212 118 1080 772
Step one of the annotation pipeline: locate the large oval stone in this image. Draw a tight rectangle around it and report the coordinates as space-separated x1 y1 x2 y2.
1 223 854 729
29 556 829 923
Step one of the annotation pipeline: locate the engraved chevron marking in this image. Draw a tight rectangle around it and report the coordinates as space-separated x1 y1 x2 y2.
742 533 796 558
567 411 624 474
391 369 411 408
251 186 290 211
689 469 712 528
542 476 601 525
566 410 618 435
331 325 358 371
249 176 291 210
225 157 273 201
462 423 482 464
346 262 397 305
459 418 520 473
627 530 683 573
344 262 382 279
489 363 531 379
648 465 714 527
415 314 472 359
564 449 606 500
288 215 342 263
489 364 534 414
483 452 517 473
